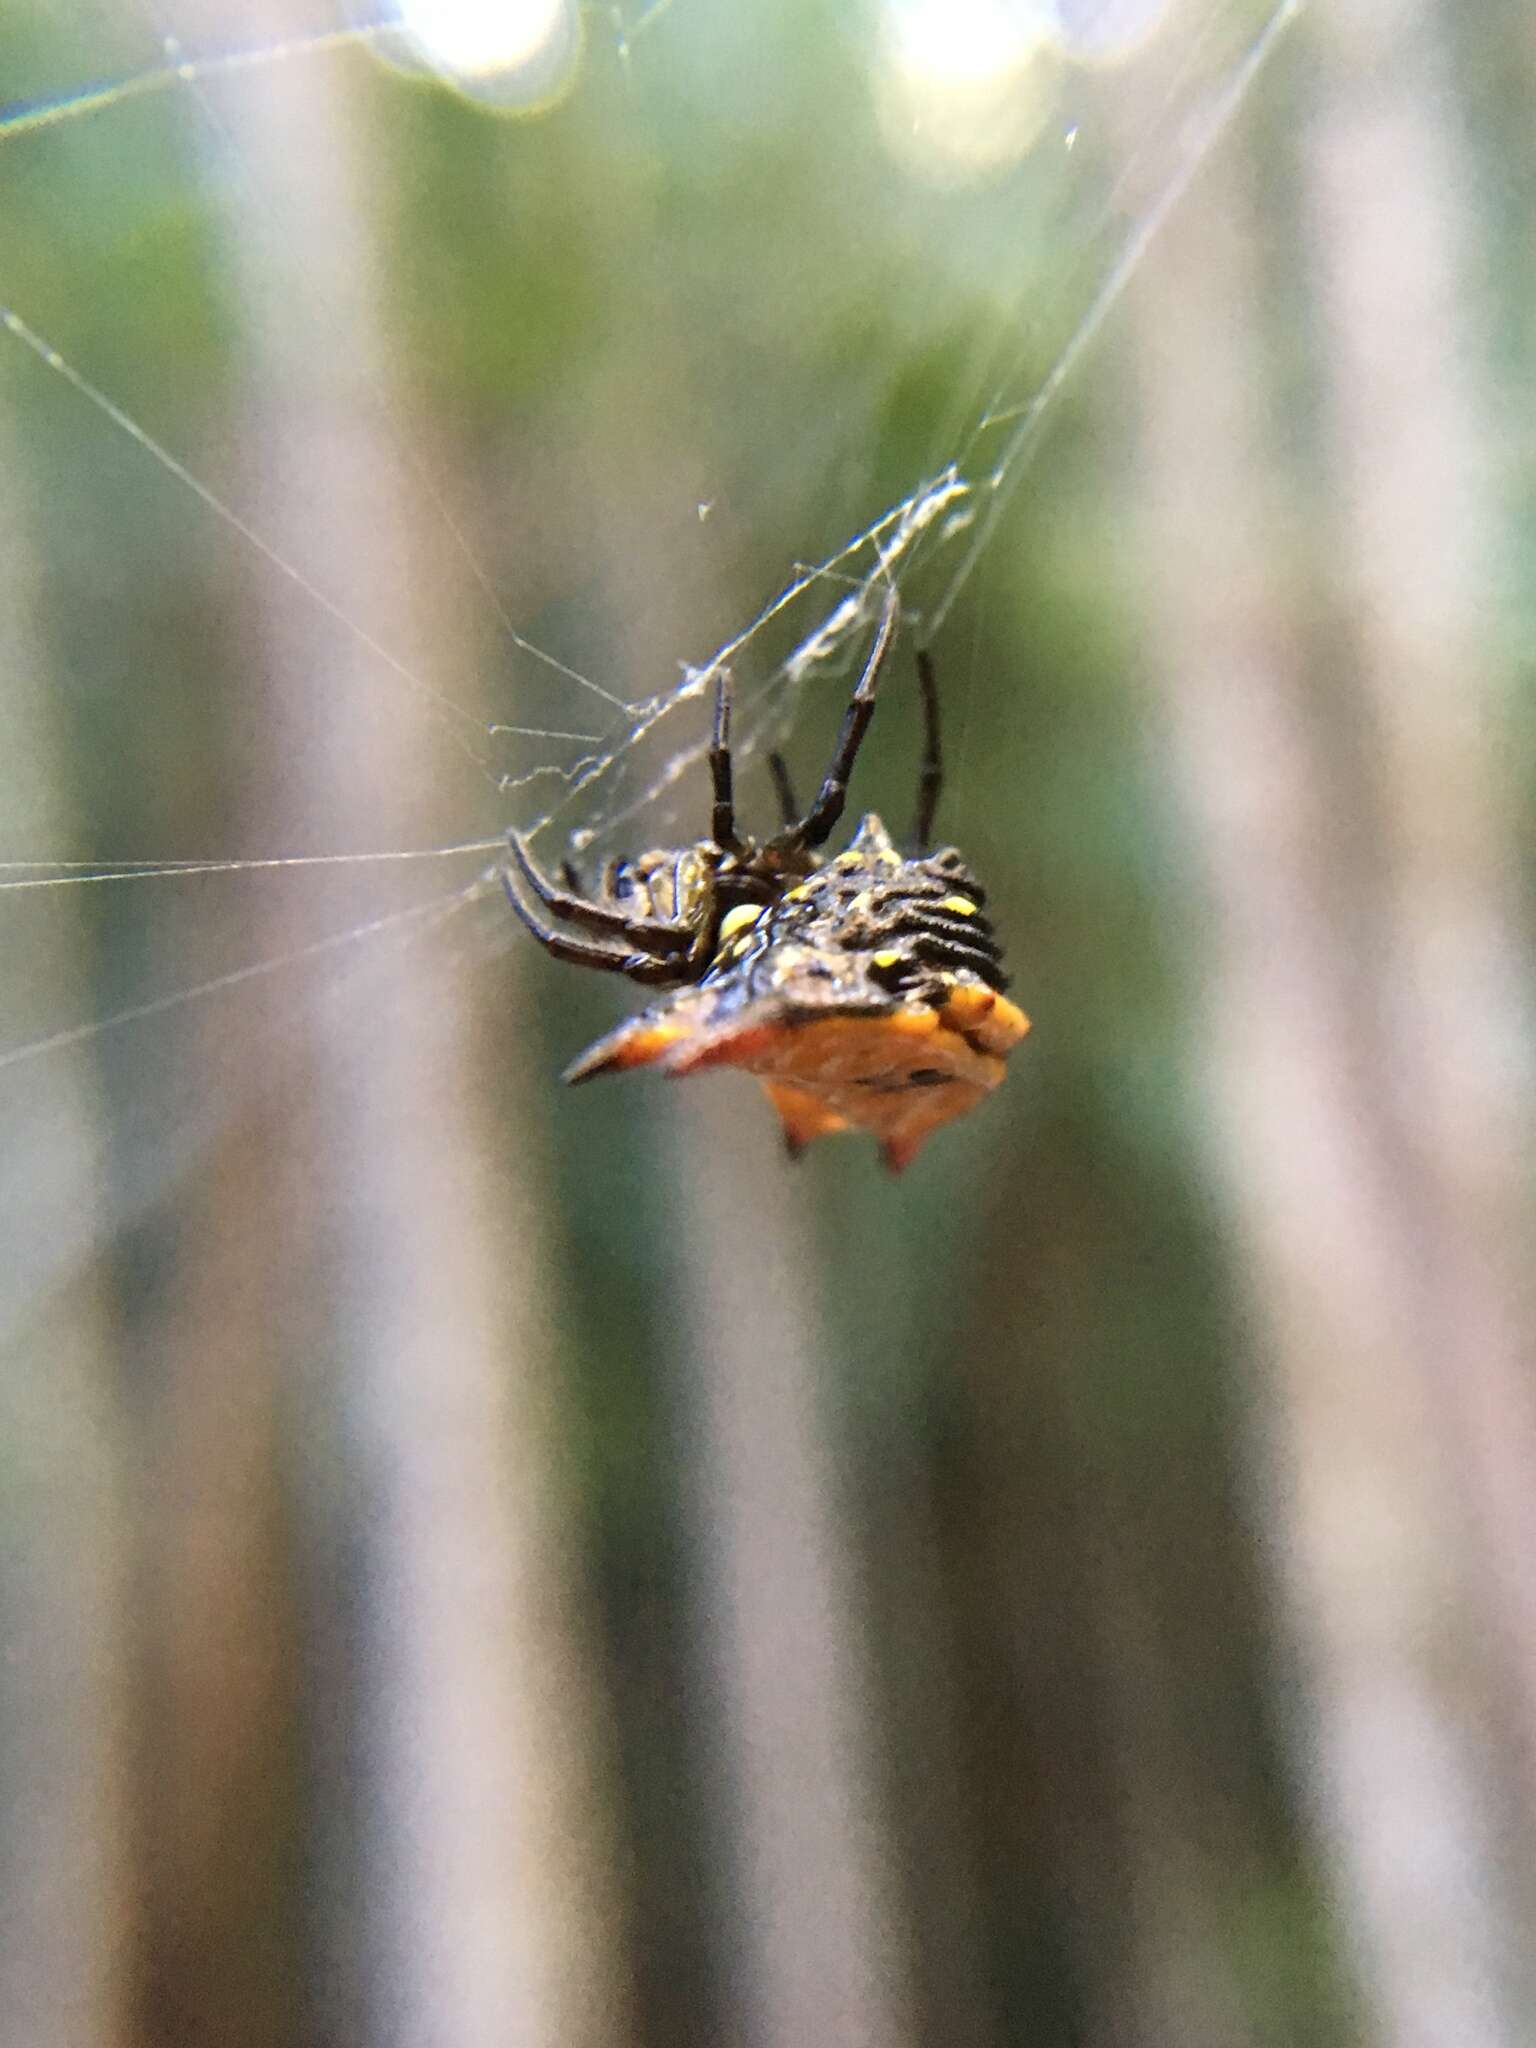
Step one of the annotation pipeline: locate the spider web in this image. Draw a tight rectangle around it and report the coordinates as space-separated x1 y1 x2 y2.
0 0 1297 1103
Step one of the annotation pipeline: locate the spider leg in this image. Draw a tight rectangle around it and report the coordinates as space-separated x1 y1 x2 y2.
709 666 744 854
773 582 899 854
767 750 800 830
501 865 682 985
912 645 943 852
507 832 694 952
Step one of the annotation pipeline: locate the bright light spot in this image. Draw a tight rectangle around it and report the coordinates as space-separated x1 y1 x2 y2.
888 0 1052 86
879 0 1058 183
386 0 582 110
878 0 1176 179
396 0 562 76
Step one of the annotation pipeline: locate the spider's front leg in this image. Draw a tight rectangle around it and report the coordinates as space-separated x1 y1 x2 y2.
507 832 694 952
501 857 682 985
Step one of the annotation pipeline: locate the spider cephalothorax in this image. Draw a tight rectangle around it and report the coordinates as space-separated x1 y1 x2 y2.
503 590 1030 1170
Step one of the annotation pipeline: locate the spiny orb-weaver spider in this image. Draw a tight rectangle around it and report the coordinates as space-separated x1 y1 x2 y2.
502 588 1030 1171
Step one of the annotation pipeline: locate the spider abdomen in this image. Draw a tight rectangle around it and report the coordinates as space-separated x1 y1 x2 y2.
558 813 1029 1170
710 815 1008 1002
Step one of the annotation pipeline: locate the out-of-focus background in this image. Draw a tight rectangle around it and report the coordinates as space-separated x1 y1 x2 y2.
3 2 1534 2044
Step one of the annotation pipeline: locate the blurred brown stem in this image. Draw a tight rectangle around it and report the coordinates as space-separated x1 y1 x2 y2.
0 386 132 2047
1124 21 1530 2042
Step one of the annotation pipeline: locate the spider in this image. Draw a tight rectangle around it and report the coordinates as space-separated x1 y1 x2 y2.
503 587 1030 1170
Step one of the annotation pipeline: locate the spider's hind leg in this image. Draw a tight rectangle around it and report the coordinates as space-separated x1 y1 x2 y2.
708 665 745 855
912 645 943 852
767 751 799 831
773 582 900 855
